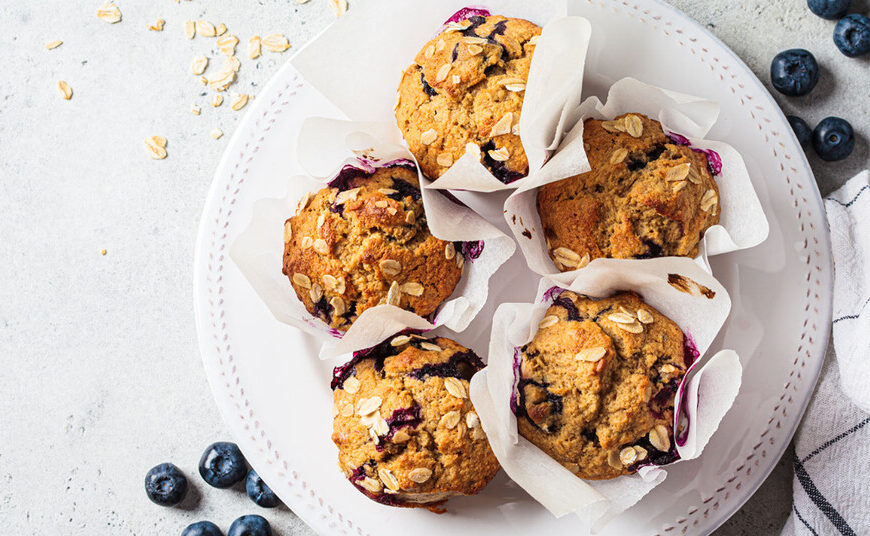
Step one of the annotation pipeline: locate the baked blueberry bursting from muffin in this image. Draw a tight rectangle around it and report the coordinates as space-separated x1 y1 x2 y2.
395 12 541 183
538 113 720 265
514 290 687 480
283 163 464 331
331 335 498 510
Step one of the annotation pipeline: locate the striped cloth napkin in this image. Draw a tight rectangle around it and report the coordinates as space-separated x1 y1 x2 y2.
782 170 870 536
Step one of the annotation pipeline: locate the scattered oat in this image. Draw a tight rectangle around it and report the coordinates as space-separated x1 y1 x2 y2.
283 221 293 242
700 189 718 212
207 67 236 91
211 94 223 107
297 0 310 3
408 467 432 483
335 187 360 205
435 63 451 83
404 211 415 224
466 412 480 428
467 44 483 56
436 152 453 167
144 137 167 160
230 93 249 111
357 396 382 416
576 347 606 362
300 236 313 249
313 238 329 255
100 249 107 256
196 20 217 37
443 377 467 399
217 34 239 55
215 23 227 37
390 335 412 347
649 424 670 452
96 2 122 23
538 315 559 329
672 181 688 192
601 120 625 133
378 468 399 491
392 430 410 443
309 283 324 303
616 321 644 334
328 0 348 17
330 296 346 316
444 242 456 260
607 312 636 324
191 56 209 75
553 247 580 267
248 36 261 59
619 447 638 466
184 20 196 39
45 40 63 50
57 80 73 100
359 477 381 493
665 162 691 182
386 281 401 306
148 19 165 31
261 34 290 52
505 82 526 92
342 376 360 395
607 450 623 469
624 115 643 137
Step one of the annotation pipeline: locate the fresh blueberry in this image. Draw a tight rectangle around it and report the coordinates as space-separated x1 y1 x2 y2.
246 469 281 508
227 515 272 536
770 49 820 96
812 117 855 161
182 521 223 536
787 116 813 148
144 462 188 507
807 0 851 20
198 442 247 488
834 14 870 57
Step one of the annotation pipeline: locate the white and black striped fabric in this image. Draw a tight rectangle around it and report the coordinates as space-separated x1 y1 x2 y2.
782 170 870 536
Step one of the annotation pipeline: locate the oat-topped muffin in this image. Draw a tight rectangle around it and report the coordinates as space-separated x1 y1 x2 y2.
395 14 541 183
331 335 500 511
537 113 721 268
515 290 690 480
282 163 463 331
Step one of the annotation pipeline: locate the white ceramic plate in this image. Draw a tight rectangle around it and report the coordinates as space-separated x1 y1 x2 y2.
193 1 833 534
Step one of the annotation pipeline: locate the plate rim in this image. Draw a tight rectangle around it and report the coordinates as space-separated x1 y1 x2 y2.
193 1 834 534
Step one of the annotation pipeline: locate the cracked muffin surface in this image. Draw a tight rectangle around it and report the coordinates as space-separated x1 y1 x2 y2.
515 291 689 480
395 14 541 183
537 113 721 269
282 164 463 331
331 335 500 511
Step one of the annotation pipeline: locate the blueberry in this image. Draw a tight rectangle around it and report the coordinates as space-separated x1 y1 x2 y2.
807 0 851 20
144 462 188 507
834 14 870 57
812 117 855 161
198 442 247 488
770 49 820 96
227 515 272 536
245 469 281 508
182 521 223 536
787 116 813 148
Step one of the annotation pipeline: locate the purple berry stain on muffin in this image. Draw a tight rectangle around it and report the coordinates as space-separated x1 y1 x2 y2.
667 132 722 176
409 350 484 380
444 6 491 25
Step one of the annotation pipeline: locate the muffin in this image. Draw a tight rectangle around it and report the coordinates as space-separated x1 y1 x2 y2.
395 14 541 183
282 164 463 331
537 113 721 268
331 334 500 511
514 290 689 480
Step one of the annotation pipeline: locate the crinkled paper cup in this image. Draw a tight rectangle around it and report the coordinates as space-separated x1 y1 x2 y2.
291 0 593 192
229 118 515 359
505 77 770 284
469 258 742 532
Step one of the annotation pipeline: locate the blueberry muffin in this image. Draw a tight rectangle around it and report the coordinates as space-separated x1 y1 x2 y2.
537 113 721 268
514 291 689 480
331 334 499 510
282 164 464 331
395 14 541 183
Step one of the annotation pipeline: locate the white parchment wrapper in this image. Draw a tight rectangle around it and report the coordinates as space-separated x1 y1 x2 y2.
505 77 770 282
469 259 742 532
229 118 515 359
290 0 593 192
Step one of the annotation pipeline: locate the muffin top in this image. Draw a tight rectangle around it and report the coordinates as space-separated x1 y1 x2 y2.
282 164 463 331
537 113 721 268
332 335 500 510
515 290 689 480
395 14 541 183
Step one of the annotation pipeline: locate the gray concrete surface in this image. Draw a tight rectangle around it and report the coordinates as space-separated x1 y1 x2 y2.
0 0 866 534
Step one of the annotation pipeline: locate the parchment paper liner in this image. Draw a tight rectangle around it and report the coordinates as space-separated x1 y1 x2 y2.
291 0 593 192
505 77 770 283
469 258 742 532
229 119 515 359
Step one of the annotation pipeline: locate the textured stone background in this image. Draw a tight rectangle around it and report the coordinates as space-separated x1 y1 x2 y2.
0 0 866 534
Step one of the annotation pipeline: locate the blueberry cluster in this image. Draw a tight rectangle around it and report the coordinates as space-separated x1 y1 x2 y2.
770 1 865 162
144 441 283 535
